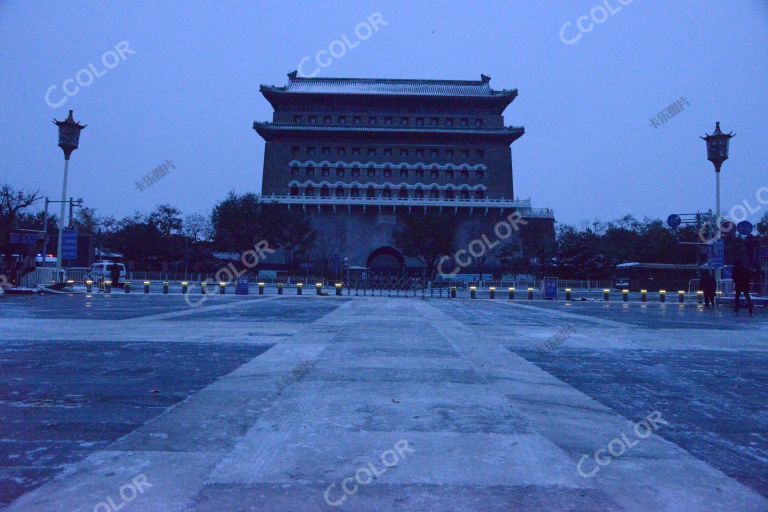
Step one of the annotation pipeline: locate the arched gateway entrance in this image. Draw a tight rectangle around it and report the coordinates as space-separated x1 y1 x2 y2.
367 246 405 274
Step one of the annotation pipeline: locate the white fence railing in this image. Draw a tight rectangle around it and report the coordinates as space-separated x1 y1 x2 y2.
20 268 63 288
65 267 90 283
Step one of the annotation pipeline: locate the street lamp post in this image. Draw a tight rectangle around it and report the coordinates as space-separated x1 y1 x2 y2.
53 110 86 277
701 122 735 282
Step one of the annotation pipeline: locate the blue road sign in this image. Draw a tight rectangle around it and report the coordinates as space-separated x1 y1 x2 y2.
708 239 724 268
61 230 78 260
235 277 249 295
10 232 42 244
543 277 558 300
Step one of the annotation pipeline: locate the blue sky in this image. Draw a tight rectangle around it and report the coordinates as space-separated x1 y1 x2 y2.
0 0 766 225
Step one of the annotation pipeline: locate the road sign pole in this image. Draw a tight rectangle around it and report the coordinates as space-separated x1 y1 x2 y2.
42 198 50 258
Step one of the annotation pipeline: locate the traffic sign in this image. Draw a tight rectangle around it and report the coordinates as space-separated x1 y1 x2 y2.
10 232 42 245
542 277 558 300
707 239 724 268
235 277 249 295
61 230 77 260
666 214 681 229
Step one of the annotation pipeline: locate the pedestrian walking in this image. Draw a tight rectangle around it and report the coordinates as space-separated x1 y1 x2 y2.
732 260 753 316
700 270 716 309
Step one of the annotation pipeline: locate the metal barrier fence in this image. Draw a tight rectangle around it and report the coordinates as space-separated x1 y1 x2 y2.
65 267 90 283
19 267 63 288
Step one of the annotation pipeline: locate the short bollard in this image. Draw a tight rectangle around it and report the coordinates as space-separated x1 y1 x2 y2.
508 287 515 300
622 289 629 302
124 281 131 294
335 283 342 296
143 281 150 294
470 286 477 299
696 291 703 304
85 279 93 293
66 279 75 289
104 280 112 294
640 289 647 302
181 281 189 294
489 286 496 299
527 287 534 300
450 286 456 298
163 281 169 295
277 283 283 295
565 288 572 301
219 282 226 294
316 283 323 295
659 289 666 303
603 289 610 301
297 283 303 295
678 290 685 303
258 282 265 295
201 282 207 294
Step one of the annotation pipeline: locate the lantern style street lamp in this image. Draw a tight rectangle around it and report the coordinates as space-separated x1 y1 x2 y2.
701 121 734 282
53 110 86 274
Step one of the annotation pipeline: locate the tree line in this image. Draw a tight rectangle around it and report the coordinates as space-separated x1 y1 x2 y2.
1 183 766 283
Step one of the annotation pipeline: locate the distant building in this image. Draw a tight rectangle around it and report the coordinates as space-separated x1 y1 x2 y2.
253 72 553 274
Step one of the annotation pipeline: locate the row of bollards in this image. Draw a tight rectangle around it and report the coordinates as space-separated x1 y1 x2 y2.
79 281 706 304
460 286 702 303
86 281 342 297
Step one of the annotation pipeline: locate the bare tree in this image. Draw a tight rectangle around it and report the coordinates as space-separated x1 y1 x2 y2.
310 218 346 277
183 213 213 242
0 184 41 285
393 214 458 280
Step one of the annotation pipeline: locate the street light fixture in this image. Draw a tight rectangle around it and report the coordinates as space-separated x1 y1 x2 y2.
701 121 734 282
53 110 86 276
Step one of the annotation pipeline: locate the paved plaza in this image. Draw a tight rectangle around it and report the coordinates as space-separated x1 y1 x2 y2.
1 293 767 511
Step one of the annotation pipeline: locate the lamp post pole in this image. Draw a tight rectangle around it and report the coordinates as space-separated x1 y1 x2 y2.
701 122 734 284
55 159 70 273
53 110 86 277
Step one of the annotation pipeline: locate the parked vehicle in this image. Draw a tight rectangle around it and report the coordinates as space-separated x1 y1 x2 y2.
87 261 126 285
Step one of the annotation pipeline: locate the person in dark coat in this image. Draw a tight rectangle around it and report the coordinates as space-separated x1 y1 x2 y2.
700 270 716 309
732 260 753 315
110 263 121 288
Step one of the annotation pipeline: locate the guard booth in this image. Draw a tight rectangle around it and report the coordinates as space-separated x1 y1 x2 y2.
542 277 558 300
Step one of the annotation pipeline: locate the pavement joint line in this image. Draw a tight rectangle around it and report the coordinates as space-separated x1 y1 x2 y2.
119 295 282 323
496 299 637 328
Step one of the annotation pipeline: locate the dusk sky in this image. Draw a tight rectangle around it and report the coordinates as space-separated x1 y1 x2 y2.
1 0 766 226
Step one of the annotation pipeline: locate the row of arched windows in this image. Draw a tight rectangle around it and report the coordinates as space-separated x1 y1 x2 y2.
290 165 484 180
289 185 485 200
